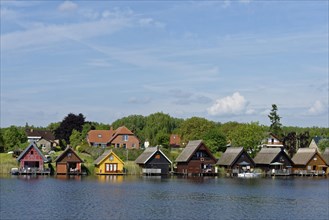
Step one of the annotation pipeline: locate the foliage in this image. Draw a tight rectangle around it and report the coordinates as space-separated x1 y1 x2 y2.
55 113 85 147
69 129 82 148
2 126 27 152
203 128 227 154
318 139 329 153
229 122 266 157
268 104 282 137
283 132 297 158
0 153 19 174
46 122 60 133
179 117 216 142
155 131 170 148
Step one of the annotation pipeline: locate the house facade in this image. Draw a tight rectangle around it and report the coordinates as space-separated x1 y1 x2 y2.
135 147 172 175
262 133 283 148
17 143 49 174
170 134 182 148
94 150 125 175
55 147 84 175
25 129 59 152
253 148 293 175
292 148 327 175
217 147 255 175
87 126 140 149
175 140 217 175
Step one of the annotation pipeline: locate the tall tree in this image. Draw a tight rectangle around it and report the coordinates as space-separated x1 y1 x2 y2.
179 117 216 143
203 128 227 154
55 113 85 146
230 122 266 157
2 126 27 151
268 104 282 136
283 132 297 158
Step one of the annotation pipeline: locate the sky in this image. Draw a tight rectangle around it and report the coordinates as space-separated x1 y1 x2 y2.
1 0 328 128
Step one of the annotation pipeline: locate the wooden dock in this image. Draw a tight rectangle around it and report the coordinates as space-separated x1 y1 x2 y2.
18 168 51 175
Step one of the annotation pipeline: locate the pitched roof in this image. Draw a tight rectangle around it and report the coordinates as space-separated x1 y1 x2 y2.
17 142 47 162
292 148 320 165
26 129 55 141
312 136 327 145
135 147 172 164
54 146 83 163
109 126 135 143
253 148 282 164
93 150 124 165
87 129 114 144
175 140 216 162
216 147 244 166
170 134 181 146
322 148 329 165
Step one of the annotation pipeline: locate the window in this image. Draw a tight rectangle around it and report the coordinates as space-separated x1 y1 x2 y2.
132 144 136 148
30 150 34 155
116 143 120 148
155 154 160 159
98 134 102 138
123 144 126 149
68 153 72 158
122 135 128 141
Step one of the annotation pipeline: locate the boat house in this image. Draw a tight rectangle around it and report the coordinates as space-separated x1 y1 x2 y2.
175 140 217 175
135 146 172 175
217 147 255 176
94 150 125 175
17 142 50 175
253 148 293 176
292 148 327 176
55 146 84 175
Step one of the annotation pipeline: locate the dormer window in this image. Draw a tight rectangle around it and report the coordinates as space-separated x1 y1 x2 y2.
123 135 128 141
98 134 102 138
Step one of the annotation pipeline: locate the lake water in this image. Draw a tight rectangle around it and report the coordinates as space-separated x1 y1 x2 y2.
0 175 328 220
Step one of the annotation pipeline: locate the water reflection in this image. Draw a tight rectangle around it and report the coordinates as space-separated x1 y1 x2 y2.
97 175 124 184
55 174 82 181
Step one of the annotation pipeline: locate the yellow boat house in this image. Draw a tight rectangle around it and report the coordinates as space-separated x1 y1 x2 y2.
94 150 125 175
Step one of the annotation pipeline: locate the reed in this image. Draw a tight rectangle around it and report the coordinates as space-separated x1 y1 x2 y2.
0 153 18 174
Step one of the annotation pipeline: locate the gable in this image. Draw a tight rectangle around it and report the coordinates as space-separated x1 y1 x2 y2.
145 151 172 165
175 140 216 163
55 148 83 163
17 143 46 162
94 150 124 166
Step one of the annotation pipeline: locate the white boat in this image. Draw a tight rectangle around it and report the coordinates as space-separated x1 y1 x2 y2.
238 172 260 178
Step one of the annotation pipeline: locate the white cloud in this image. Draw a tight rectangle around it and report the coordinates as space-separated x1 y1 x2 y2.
207 92 248 116
308 100 326 115
58 1 78 12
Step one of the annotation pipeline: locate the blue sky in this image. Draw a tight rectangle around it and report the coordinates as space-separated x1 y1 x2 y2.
1 0 328 128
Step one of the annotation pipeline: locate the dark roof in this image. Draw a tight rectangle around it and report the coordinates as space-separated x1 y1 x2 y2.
135 147 172 164
175 140 216 162
292 148 321 165
216 147 245 166
17 142 47 162
54 146 83 163
322 148 329 165
26 129 55 141
253 148 282 164
93 150 124 165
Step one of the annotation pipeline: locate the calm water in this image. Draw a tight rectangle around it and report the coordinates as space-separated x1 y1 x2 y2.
0 175 328 220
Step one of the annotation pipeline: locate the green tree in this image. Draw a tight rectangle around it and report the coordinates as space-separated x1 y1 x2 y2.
268 104 282 136
203 128 227 154
318 139 329 153
55 113 86 147
69 129 82 148
155 131 170 148
230 122 266 157
180 117 216 142
3 126 28 151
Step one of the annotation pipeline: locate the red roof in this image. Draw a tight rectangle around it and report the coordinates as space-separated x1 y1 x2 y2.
170 134 181 146
88 126 134 144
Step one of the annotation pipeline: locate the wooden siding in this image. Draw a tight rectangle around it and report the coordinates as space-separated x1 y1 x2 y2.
95 152 124 175
142 152 171 175
19 147 44 170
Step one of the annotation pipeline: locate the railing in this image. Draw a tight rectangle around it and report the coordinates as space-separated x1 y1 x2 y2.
293 170 326 176
268 170 291 176
142 168 161 174
19 167 50 174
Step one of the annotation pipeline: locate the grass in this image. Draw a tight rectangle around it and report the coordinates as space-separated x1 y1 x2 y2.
0 153 19 174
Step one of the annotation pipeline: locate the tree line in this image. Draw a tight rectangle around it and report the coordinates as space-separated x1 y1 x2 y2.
1 106 328 156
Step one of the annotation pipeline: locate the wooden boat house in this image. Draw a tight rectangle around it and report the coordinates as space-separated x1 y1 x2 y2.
94 150 125 175
17 142 50 175
292 148 327 176
175 140 217 176
253 148 293 176
55 146 84 175
322 148 329 175
135 146 172 175
217 147 255 176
